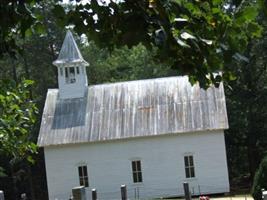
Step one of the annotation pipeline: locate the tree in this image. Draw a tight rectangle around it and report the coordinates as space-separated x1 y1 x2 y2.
252 154 267 200
0 1 65 198
0 0 45 58
54 0 264 87
0 79 38 162
0 0 265 87
0 79 38 199
224 10 267 185
82 42 173 84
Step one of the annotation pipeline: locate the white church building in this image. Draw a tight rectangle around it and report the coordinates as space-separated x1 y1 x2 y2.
38 31 230 200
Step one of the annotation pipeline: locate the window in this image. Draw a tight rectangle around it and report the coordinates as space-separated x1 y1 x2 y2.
131 160 143 183
65 67 76 84
60 67 63 76
78 165 89 187
69 67 76 83
65 67 69 79
76 67 80 74
184 155 195 178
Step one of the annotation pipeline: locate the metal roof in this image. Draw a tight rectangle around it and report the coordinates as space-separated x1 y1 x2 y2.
37 76 228 147
53 30 89 66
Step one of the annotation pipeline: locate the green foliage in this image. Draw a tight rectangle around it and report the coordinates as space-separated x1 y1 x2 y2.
224 11 267 185
0 79 38 164
51 0 265 87
0 0 265 87
252 155 267 200
0 166 6 177
82 43 173 84
0 0 46 58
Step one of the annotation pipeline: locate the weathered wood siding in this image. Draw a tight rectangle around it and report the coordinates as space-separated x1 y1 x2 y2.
44 130 229 200
38 76 228 147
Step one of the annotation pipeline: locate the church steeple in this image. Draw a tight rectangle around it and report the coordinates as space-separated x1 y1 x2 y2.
53 31 89 99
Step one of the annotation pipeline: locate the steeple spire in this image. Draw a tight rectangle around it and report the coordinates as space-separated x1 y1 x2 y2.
53 30 89 99
53 30 88 66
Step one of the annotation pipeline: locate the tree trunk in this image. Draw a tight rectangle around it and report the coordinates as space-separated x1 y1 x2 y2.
247 138 257 182
246 56 259 182
247 105 259 182
11 59 18 84
27 164 36 200
10 164 18 200
22 50 33 99
49 43 58 86
41 2 58 86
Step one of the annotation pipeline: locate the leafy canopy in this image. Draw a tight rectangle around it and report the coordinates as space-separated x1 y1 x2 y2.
0 0 45 57
0 0 265 87
53 0 264 88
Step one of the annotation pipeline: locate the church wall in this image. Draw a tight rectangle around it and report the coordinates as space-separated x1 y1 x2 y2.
44 130 229 200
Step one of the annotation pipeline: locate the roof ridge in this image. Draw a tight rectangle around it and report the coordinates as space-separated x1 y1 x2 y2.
88 76 188 88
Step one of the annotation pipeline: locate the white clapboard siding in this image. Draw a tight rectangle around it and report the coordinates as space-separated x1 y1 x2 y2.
44 130 229 200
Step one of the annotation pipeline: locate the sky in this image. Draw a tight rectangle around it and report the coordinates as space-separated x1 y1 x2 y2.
62 0 113 5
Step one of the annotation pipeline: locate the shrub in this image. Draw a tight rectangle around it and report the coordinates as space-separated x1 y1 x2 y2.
252 155 267 200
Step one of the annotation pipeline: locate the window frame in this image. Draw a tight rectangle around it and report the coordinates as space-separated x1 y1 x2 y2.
184 155 196 179
78 165 89 187
131 160 143 183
